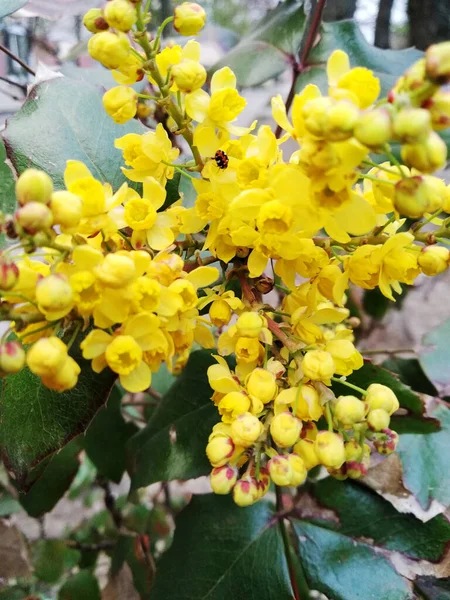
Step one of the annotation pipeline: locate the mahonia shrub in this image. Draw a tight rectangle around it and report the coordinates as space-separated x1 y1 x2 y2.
1 1 450 598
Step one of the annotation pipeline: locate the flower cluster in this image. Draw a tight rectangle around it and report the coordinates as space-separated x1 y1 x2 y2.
1 0 450 505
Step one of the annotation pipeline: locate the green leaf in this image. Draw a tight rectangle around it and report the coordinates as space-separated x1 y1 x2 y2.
151 495 293 599
382 358 438 397
128 350 224 490
301 19 422 96
111 536 152 597
33 540 80 584
309 478 450 562
0 0 27 19
161 171 181 211
210 0 306 87
362 285 408 320
420 318 450 388
0 335 117 487
84 385 137 483
414 576 450 600
19 437 82 518
2 77 144 193
58 570 101 600
0 491 21 517
395 401 450 509
292 520 411 600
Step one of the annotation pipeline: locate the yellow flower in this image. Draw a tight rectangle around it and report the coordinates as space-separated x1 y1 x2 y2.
112 53 144 85
302 349 335 385
103 0 137 32
36 274 74 320
174 2 206 36
325 339 363 377
27 337 80 392
103 86 137 124
88 31 130 70
115 124 179 184
185 67 249 135
81 313 160 392
218 391 251 423
207 355 242 394
327 50 380 108
124 178 177 250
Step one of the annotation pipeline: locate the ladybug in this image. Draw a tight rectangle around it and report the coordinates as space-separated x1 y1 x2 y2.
214 149 229 169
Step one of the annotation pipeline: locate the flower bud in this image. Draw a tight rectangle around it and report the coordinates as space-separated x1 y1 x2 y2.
173 2 206 36
0 341 25 374
287 454 307 486
218 391 251 422
255 467 270 499
15 202 53 234
366 383 399 415
104 0 137 32
354 108 392 148
231 412 263 448
235 311 264 338
41 356 80 392
314 431 345 468
36 274 74 320
424 90 450 130
325 339 363 377
233 477 258 506
172 59 207 93
88 31 130 70
83 8 108 33
425 41 450 84
334 395 366 428
246 368 277 404
393 108 431 144
268 455 293 486
344 439 363 462
401 131 447 173
136 103 152 120
206 436 235 467
26 336 68 377
254 276 274 295
50 191 82 230
293 438 320 470
394 176 430 218
270 412 302 448
374 428 399 455
419 245 449 276
302 350 335 385
300 421 318 440
346 445 370 479
103 86 137 124
0 255 19 290
16 169 53 206
326 100 360 141
328 465 348 480
303 97 334 137
209 298 232 327
294 384 323 421
367 408 390 431
95 254 136 288
210 465 238 494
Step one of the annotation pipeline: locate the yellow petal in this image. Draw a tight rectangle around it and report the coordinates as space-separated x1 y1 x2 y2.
182 39 201 61
143 177 167 210
120 361 152 393
72 245 104 270
327 49 350 86
80 329 112 359
64 160 93 187
334 193 376 236
185 89 210 123
123 312 159 348
146 225 174 250
193 125 221 158
271 94 292 134
186 266 219 289
247 249 268 278
194 322 215 348
211 66 236 94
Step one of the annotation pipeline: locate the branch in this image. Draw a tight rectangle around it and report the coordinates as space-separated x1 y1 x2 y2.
275 0 327 138
0 75 27 92
98 479 123 529
0 43 35 76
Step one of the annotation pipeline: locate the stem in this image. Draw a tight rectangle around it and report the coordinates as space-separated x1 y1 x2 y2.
266 316 300 354
274 0 326 139
0 42 35 76
117 229 133 249
152 16 174 54
98 479 122 529
362 159 398 175
331 375 368 396
413 208 443 232
359 173 395 185
144 0 152 14
383 144 406 178
1 291 38 308
66 321 82 351
325 402 334 432
0 75 27 92
276 487 301 600
137 92 159 100
362 347 416 356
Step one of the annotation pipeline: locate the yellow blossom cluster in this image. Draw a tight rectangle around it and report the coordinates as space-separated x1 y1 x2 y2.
1 0 450 505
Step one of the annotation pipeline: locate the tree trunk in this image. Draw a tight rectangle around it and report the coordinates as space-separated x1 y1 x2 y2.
375 0 394 48
408 0 450 50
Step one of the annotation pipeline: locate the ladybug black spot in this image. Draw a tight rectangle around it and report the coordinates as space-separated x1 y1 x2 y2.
214 149 229 169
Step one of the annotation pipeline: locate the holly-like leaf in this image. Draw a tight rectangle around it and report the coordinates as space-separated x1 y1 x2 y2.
395 401 450 510
2 77 144 193
210 0 306 87
293 519 411 600
299 19 423 96
151 495 293 600
19 437 82 518
58 570 101 600
309 478 450 562
0 140 17 249
33 540 80 584
382 358 438 397
420 318 450 389
0 336 117 487
84 385 137 484
0 0 27 19
362 285 408 320
128 351 224 490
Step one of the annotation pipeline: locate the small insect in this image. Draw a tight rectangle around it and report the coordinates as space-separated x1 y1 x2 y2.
213 149 229 169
